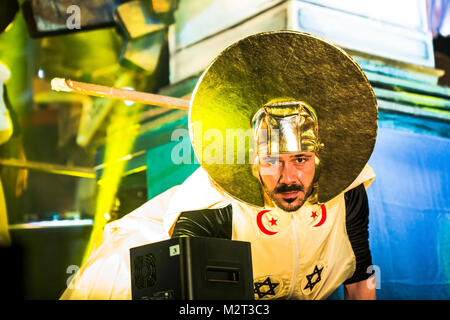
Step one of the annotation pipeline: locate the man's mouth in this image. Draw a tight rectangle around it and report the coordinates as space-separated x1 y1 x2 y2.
280 191 300 203
281 191 299 198
275 184 304 203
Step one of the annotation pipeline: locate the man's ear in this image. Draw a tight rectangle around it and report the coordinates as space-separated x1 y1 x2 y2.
313 153 321 183
251 154 260 180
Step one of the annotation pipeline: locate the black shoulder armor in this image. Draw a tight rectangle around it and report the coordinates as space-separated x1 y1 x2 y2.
171 204 233 239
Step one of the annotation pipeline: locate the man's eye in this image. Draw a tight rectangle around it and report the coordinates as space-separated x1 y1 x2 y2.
261 158 278 166
295 157 307 164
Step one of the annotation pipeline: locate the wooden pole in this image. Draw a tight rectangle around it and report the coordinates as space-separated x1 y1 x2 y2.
51 78 190 110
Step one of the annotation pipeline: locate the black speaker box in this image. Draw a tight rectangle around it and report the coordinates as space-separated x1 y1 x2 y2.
130 236 254 300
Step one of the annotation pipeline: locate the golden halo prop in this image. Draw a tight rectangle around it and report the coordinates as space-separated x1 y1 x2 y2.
189 31 378 207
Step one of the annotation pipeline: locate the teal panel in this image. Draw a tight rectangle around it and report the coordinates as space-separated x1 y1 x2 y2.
94 114 189 179
146 135 199 199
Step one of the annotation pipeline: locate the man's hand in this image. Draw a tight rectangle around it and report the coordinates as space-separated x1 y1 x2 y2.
344 277 376 300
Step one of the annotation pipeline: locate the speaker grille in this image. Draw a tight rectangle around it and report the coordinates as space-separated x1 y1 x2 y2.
133 253 156 289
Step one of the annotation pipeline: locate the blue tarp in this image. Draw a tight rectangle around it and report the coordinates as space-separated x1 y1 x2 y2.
366 127 450 299
329 122 450 300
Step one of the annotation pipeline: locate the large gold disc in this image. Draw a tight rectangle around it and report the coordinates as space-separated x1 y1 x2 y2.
189 31 378 207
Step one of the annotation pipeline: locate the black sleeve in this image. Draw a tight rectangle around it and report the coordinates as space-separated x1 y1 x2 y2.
171 204 233 239
343 183 374 285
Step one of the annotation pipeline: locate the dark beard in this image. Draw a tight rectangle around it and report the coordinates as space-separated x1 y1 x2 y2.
262 181 313 212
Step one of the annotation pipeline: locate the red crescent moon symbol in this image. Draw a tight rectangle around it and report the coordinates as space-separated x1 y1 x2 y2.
256 210 278 235
313 204 327 227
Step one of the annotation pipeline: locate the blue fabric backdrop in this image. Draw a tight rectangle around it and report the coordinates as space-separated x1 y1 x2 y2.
328 119 450 300
366 127 450 299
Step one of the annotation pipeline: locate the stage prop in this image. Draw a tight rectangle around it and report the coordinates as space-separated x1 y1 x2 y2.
114 0 166 40
114 1 168 72
21 0 123 38
51 77 189 110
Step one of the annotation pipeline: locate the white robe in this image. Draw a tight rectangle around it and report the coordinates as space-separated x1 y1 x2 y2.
61 165 375 300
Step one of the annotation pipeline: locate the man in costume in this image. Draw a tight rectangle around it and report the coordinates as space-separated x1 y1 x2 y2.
61 31 378 300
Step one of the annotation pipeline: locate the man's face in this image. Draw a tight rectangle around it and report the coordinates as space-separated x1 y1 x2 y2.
258 152 316 212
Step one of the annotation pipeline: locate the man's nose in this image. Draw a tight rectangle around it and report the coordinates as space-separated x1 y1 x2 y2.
280 162 299 184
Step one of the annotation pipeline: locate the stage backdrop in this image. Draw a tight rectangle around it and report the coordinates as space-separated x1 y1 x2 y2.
366 126 450 299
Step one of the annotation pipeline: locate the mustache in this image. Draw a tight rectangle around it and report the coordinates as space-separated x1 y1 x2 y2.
274 183 304 194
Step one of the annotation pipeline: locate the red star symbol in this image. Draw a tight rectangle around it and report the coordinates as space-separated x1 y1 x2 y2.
269 217 278 226
311 211 318 219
